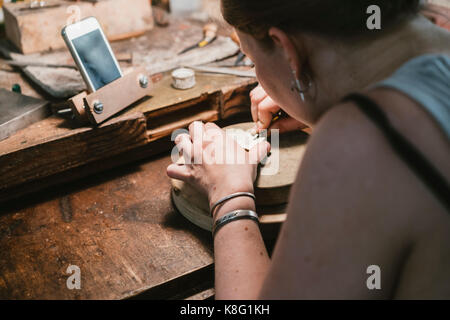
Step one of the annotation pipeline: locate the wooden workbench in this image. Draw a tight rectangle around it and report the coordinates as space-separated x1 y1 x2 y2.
0 11 272 299
0 136 281 300
0 153 214 299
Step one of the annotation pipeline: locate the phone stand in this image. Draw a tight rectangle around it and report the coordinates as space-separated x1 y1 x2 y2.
68 67 157 126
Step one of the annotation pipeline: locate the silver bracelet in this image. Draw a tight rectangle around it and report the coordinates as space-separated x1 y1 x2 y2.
210 192 256 217
212 210 259 238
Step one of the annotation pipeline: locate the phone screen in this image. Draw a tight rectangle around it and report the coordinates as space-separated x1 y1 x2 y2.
72 29 121 91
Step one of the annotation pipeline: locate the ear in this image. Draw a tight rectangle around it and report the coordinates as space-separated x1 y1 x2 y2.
268 27 302 76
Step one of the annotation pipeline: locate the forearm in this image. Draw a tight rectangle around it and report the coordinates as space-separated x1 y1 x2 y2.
213 196 271 300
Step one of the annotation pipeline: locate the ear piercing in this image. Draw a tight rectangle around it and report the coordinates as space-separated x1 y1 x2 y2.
291 69 311 102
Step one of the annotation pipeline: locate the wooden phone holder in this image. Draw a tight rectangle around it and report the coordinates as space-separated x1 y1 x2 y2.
68 67 156 126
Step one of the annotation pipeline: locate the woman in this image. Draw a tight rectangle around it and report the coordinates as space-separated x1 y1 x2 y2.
167 0 450 299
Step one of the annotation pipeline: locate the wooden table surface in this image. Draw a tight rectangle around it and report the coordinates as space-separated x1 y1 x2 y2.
0 153 216 299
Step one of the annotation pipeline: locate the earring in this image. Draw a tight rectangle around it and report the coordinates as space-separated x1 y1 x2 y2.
291 69 311 102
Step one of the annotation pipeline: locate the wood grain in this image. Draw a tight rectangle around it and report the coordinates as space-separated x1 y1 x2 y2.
0 155 214 299
0 151 282 299
0 112 149 191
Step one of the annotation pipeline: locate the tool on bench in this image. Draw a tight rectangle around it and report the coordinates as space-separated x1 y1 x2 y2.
234 51 246 66
4 60 77 69
187 65 256 78
230 30 251 67
253 110 289 139
178 23 218 55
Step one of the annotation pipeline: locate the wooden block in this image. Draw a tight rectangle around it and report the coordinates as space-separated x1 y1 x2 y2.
82 68 155 125
4 0 154 54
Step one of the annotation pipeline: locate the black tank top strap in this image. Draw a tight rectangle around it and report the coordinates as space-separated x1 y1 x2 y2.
342 93 450 212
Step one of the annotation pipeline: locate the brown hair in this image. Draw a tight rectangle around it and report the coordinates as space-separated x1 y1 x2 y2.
222 0 421 41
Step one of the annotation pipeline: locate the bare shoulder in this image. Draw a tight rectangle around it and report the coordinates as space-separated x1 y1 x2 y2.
300 94 449 224
260 97 450 299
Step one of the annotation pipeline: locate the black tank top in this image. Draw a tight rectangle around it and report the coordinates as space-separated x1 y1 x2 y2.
342 93 450 212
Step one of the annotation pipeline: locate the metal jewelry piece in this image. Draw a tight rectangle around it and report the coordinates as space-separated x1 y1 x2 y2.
291 69 312 102
212 210 259 238
210 192 256 217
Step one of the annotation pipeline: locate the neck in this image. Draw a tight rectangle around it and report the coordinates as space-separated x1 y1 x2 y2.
304 15 450 124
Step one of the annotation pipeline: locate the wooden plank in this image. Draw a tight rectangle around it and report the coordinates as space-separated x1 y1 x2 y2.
0 72 257 203
185 288 215 301
3 0 154 54
128 265 215 300
0 112 149 190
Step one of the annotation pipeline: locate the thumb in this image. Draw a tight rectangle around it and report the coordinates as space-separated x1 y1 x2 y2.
249 140 271 164
167 163 191 181
269 117 308 134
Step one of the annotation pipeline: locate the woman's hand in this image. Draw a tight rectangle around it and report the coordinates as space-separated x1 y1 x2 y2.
167 121 271 211
250 84 308 133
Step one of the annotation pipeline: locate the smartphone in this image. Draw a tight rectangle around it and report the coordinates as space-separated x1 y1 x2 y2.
62 17 122 93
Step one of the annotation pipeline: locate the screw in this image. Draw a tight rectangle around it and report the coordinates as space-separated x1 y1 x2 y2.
139 75 149 88
93 101 104 114
12 84 22 94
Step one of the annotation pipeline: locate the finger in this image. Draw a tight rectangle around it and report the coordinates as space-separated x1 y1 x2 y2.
257 96 280 130
188 121 205 140
175 132 191 145
269 117 308 134
166 163 192 181
258 95 280 113
204 122 221 130
251 95 259 123
249 140 271 164
175 133 194 162
189 121 205 161
250 85 266 122
250 84 267 103
204 122 223 143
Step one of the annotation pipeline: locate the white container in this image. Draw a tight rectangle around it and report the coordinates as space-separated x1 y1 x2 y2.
170 0 202 17
172 68 196 90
